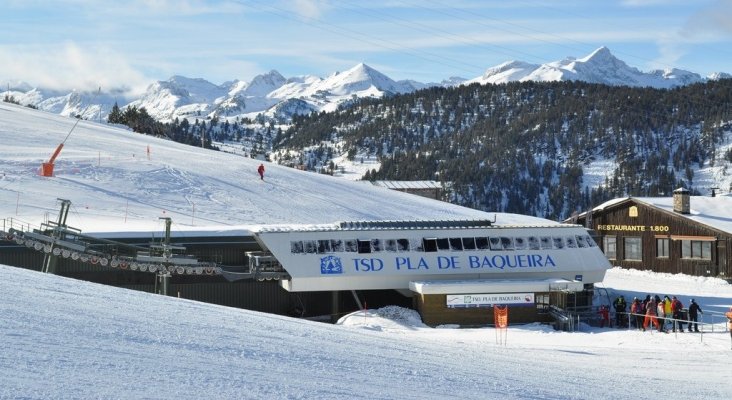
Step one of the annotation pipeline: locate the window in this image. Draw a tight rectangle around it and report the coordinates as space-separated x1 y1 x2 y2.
624 237 642 261
575 235 587 248
397 239 410 251
603 236 617 259
565 236 577 248
410 239 424 252
331 240 344 252
500 237 514 250
475 237 490 250
436 238 450 250
385 239 397 252
514 237 527 250
449 238 463 251
535 294 550 313
552 237 565 249
681 240 712 260
540 237 552 250
462 237 476 250
357 239 371 254
656 238 669 258
291 241 304 254
317 240 331 254
371 239 383 252
345 239 358 252
304 240 317 254
489 237 503 250
422 238 438 252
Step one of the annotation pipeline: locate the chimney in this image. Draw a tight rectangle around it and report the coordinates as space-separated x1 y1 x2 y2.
673 187 690 214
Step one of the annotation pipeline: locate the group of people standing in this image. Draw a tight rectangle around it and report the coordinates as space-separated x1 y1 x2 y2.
609 295 703 333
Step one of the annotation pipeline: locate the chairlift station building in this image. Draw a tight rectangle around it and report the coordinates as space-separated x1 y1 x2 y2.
2 211 611 326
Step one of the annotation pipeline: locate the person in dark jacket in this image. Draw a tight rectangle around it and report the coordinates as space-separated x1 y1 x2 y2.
613 295 627 328
688 298 703 332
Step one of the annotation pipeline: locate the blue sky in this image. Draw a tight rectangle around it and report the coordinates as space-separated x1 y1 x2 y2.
1 0 731 94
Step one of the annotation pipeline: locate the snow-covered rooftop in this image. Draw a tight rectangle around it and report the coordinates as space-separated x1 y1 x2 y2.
372 180 443 190
590 195 732 235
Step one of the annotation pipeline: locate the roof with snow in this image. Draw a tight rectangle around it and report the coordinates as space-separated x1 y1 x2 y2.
588 194 732 235
372 180 443 190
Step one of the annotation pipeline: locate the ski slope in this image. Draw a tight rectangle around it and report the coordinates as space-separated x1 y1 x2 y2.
1 264 731 399
0 102 545 236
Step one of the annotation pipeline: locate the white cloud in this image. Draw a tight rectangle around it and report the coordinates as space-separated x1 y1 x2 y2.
684 0 732 35
0 42 150 95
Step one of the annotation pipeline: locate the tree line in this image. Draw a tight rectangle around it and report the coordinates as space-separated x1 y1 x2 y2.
275 79 732 220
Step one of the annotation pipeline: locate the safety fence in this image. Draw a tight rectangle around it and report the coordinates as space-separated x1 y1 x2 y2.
592 308 729 343
556 305 730 339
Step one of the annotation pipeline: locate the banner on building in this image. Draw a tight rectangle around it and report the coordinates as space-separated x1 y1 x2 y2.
446 293 535 308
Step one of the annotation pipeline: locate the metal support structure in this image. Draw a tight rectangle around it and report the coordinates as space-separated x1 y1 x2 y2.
42 199 71 274
350 290 363 310
158 217 172 296
331 291 340 323
159 272 170 296
3 202 226 282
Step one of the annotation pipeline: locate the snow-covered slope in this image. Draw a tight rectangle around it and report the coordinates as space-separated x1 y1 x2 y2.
0 102 541 234
2 263 731 399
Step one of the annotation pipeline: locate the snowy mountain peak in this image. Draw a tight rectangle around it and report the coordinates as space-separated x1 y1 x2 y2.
242 70 287 97
308 62 412 98
468 47 706 89
468 60 540 85
579 46 615 63
7 46 729 123
709 72 732 80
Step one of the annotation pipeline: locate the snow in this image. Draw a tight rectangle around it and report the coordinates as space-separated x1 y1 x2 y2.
3 91 732 400
0 102 545 237
4 47 721 126
1 264 731 399
469 47 704 89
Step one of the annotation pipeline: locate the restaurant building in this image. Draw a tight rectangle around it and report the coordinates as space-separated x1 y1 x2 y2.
573 188 732 279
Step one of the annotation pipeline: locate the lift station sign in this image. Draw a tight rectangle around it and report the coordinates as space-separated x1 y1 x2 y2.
446 293 535 308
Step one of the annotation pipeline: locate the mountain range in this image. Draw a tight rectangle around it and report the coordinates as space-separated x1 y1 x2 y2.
2 47 730 123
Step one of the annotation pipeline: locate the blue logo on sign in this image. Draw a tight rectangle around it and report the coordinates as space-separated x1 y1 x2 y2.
320 255 343 275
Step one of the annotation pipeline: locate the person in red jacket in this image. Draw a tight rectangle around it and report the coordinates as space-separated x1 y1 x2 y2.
671 296 685 332
257 163 265 180
598 305 610 328
643 297 660 332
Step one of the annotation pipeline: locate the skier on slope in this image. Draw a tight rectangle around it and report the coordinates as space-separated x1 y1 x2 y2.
257 163 265 180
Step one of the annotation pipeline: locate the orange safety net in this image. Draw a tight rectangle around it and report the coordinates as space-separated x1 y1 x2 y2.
494 305 509 328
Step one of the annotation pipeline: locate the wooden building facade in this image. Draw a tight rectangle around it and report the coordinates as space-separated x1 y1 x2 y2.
575 189 732 279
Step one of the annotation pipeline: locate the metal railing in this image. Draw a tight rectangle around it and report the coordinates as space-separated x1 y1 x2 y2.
614 310 729 343
1 217 36 237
